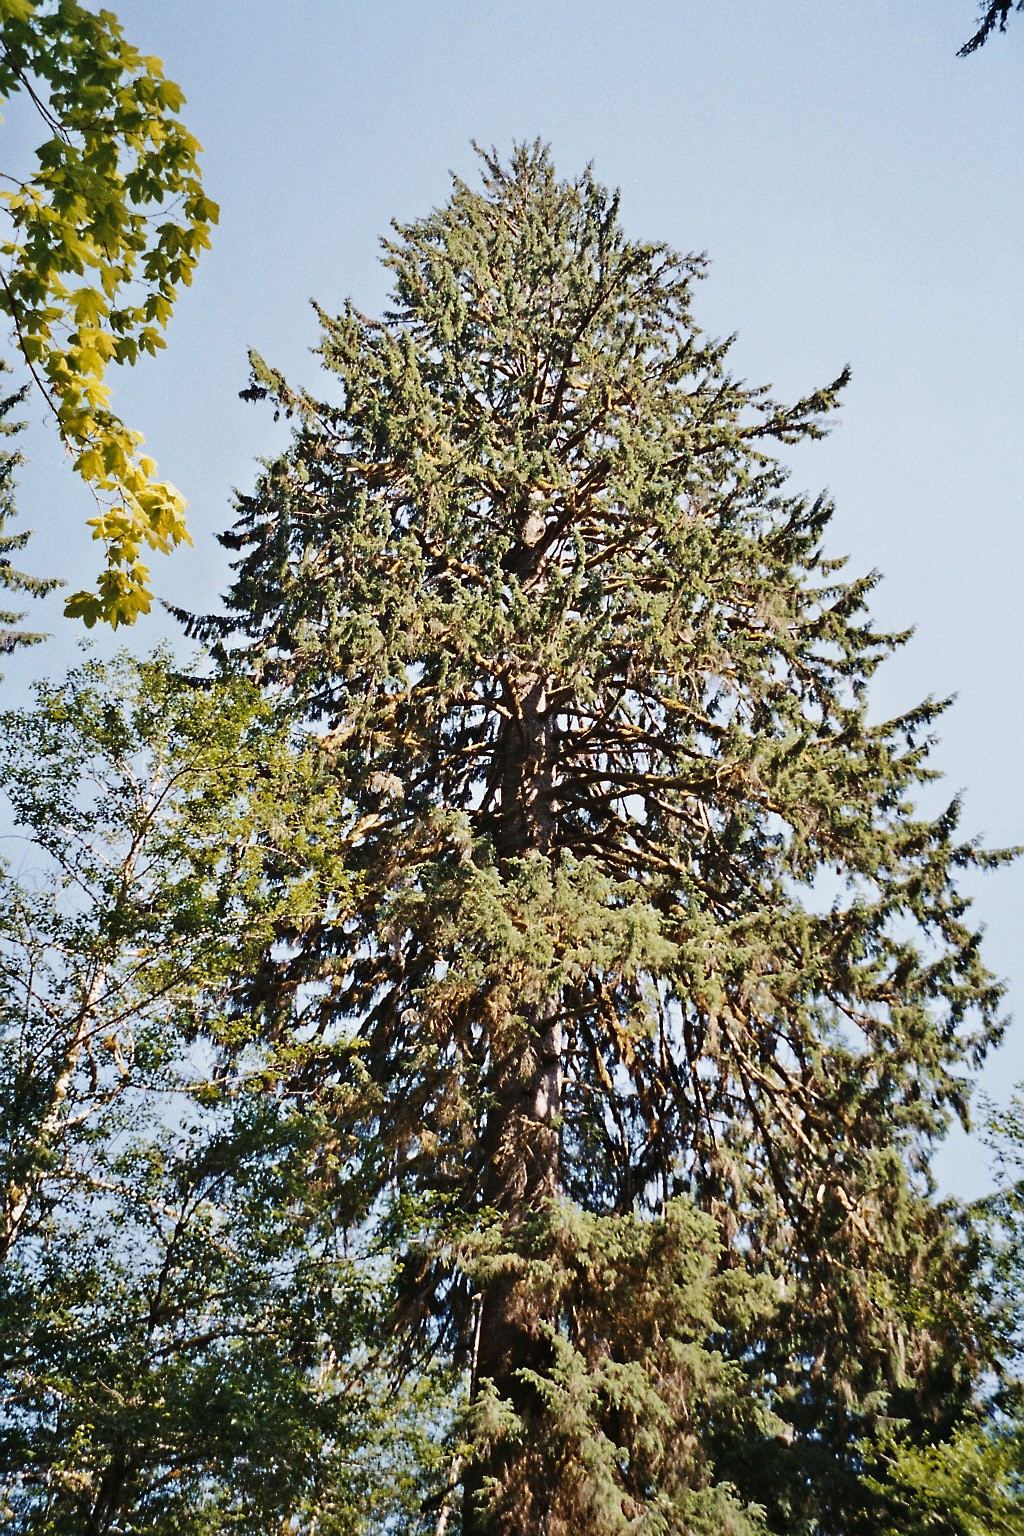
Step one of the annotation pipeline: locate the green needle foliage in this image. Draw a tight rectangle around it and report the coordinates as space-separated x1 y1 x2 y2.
0 363 59 661
196 145 1010 1532
0 0 217 626
458 1199 776 1535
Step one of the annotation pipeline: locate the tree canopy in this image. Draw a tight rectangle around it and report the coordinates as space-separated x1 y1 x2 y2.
0 652 458 1533
0 0 217 626
194 144 1014 1533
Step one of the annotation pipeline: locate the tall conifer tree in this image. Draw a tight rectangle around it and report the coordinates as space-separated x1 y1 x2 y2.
197 146 1008 1533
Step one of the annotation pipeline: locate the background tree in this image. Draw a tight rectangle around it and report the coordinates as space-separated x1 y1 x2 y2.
867 1422 1024 1535
198 145 1009 1533
858 1091 1024 1534
0 0 217 626
0 654 450 1534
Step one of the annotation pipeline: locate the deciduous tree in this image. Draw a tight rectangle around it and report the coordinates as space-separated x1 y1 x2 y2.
0 0 217 625
860 1091 1024 1534
0 655 446 1534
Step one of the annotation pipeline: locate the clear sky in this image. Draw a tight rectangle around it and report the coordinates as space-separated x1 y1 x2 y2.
4 0 1023 1195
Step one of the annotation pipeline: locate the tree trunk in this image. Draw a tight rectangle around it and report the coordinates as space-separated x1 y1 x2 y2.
1 962 106 1267
463 670 564 1534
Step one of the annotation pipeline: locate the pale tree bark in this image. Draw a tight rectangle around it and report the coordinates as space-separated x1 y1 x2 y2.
1 960 107 1266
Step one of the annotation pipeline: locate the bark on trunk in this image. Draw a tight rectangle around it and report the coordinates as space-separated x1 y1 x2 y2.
1 962 106 1267
462 997 563 1535
463 668 565 1534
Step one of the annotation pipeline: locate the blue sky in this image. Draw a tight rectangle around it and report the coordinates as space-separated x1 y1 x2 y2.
4 0 1023 1193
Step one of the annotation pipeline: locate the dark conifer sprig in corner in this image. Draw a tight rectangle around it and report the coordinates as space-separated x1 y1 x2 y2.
959 0 1024 54
193 144 1013 1534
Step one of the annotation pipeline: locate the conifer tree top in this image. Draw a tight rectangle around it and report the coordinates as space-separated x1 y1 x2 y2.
208 142 1005 1212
